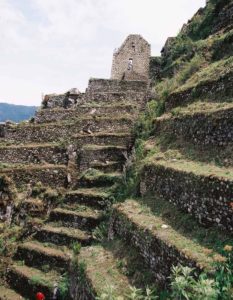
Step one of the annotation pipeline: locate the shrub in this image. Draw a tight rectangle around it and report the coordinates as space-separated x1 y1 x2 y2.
170 266 218 300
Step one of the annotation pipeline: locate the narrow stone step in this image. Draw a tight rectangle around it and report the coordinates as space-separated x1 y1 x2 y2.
35 223 92 246
111 200 220 285
78 170 122 188
65 188 111 209
140 158 233 231
6 263 59 300
73 245 132 299
3 116 133 143
21 198 45 217
90 160 123 172
35 104 137 123
0 143 67 165
49 206 102 229
73 132 133 148
16 241 71 270
79 144 127 172
0 285 23 300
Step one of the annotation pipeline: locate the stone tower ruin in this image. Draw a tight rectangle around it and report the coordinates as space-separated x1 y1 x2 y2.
111 34 151 81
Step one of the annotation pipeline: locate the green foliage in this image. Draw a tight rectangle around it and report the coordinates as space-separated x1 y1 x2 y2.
126 286 158 300
93 222 109 242
212 30 233 60
155 54 204 102
0 238 5 254
72 242 82 255
170 266 218 300
58 273 70 300
0 175 17 201
97 286 158 300
214 246 233 300
170 251 233 300
31 181 46 197
96 285 117 300
134 100 165 140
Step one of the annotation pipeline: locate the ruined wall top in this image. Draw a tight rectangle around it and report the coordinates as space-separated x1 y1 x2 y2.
111 34 151 81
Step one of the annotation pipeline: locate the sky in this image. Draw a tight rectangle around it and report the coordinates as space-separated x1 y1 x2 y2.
0 0 205 106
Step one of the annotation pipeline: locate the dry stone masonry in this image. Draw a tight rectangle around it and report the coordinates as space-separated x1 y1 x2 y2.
0 3 232 296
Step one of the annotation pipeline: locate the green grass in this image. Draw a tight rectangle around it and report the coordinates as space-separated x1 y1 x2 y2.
139 196 232 255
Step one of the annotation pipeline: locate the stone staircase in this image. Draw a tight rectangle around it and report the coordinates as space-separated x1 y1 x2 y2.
0 79 147 299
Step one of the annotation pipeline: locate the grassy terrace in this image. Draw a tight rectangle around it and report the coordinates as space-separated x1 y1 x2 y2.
144 136 233 168
114 200 221 271
169 100 233 116
10 115 134 128
0 163 66 171
140 196 233 254
74 131 132 137
38 101 137 109
175 56 233 93
82 144 127 150
144 154 233 181
78 245 132 297
0 142 61 149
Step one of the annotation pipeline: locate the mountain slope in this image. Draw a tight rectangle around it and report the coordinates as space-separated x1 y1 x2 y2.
0 103 37 122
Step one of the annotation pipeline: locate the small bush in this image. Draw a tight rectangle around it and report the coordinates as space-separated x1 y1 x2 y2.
72 242 82 255
170 266 218 300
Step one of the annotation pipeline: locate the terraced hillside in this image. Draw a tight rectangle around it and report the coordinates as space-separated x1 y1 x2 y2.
0 0 232 299
0 79 149 299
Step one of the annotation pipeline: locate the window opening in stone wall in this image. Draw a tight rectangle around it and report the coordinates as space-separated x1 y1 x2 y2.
128 58 133 70
132 42 135 51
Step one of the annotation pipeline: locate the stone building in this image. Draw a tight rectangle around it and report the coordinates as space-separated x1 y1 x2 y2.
111 34 151 81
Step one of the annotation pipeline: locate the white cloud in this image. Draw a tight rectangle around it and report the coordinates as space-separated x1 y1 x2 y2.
0 0 205 105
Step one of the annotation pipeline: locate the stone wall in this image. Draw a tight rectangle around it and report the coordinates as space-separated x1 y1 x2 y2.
111 35 151 81
110 200 213 286
85 78 149 107
0 145 67 164
2 117 133 143
153 107 233 147
87 78 148 93
35 105 136 124
43 93 85 109
0 166 67 188
140 163 233 232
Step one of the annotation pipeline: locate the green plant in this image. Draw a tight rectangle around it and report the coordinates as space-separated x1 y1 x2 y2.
126 287 158 300
170 265 218 300
72 242 82 255
96 285 117 300
93 222 109 242
134 100 165 140
58 273 70 300
214 245 233 300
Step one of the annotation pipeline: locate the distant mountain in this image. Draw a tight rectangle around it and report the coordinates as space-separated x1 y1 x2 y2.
0 103 38 122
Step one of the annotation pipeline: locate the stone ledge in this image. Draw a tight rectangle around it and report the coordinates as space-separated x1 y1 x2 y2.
110 200 218 285
140 160 233 232
165 69 233 111
153 106 233 147
0 164 67 188
0 144 67 165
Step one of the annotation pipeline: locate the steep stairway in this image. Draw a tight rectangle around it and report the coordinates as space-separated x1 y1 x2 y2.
0 80 147 299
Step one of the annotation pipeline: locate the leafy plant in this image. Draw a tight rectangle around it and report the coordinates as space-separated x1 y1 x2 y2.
170 265 218 300
58 273 70 300
93 222 109 242
72 242 82 255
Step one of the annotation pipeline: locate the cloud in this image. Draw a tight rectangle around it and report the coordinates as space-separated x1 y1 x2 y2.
0 0 205 105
